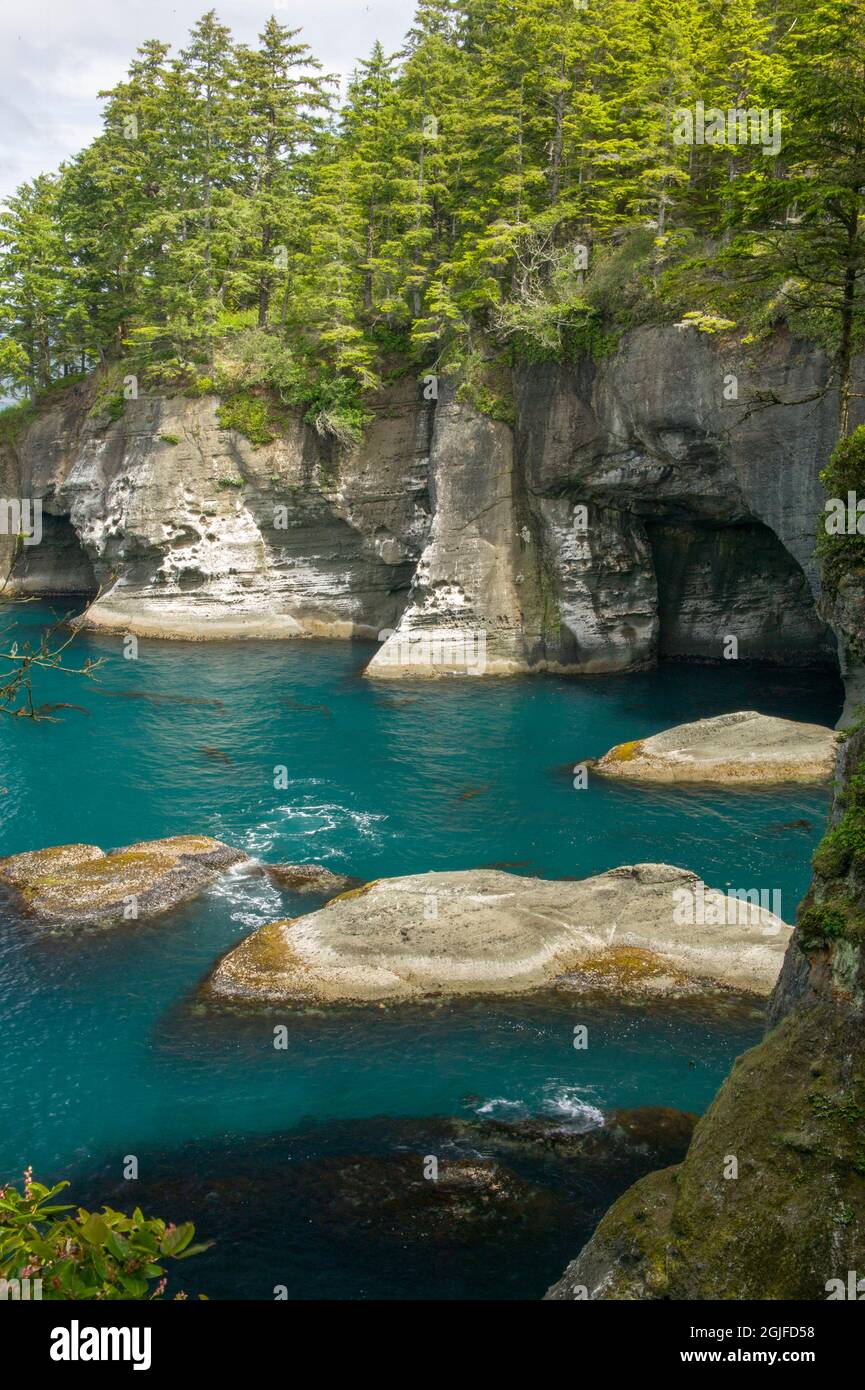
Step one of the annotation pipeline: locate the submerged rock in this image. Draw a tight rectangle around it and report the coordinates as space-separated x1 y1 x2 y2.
202 863 790 1006
263 863 362 899
592 710 837 784
288 1153 562 1245
457 1105 697 1171
0 835 247 927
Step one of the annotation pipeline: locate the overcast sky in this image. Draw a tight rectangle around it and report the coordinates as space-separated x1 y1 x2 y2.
0 0 415 204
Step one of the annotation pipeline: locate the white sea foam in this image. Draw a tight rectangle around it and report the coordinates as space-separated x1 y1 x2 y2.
475 1097 527 1118
473 1084 604 1132
540 1084 604 1130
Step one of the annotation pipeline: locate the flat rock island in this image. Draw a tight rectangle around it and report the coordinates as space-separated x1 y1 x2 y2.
204 863 791 1006
592 711 838 784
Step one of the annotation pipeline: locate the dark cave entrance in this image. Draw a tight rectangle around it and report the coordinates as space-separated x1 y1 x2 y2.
644 518 840 672
7 511 97 597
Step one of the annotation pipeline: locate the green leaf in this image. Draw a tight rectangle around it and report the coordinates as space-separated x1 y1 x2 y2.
79 1212 110 1246
160 1222 195 1257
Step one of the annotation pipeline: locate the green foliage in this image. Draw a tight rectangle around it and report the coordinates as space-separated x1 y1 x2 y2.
0 400 36 445
211 329 371 446
818 427 865 596
0 0 863 429
159 433 181 445
804 734 865 947
0 1170 210 1300
815 764 865 878
678 311 736 335
799 902 853 949
216 393 274 447
87 364 130 423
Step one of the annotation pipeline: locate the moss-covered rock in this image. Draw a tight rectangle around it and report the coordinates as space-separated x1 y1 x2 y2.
0 835 248 927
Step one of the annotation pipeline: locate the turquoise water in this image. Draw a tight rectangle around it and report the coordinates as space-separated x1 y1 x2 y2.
0 602 843 1298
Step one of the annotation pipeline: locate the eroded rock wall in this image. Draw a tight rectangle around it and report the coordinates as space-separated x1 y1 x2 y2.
0 325 853 678
3 376 433 639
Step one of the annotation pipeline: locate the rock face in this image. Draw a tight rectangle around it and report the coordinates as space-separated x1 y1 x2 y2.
368 383 542 676
593 711 838 784
1 376 432 638
1 324 856 681
203 863 790 1006
513 326 857 676
0 835 247 927
545 1002 865 1301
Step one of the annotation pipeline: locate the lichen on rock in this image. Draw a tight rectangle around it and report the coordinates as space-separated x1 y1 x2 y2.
202 863 791 1007
0 835 248 927
593 711 838 784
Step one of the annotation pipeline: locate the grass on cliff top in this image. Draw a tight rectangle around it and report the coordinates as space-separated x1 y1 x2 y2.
0 400 37 444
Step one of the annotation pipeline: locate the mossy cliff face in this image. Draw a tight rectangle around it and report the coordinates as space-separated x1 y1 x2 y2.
546 734 865 1301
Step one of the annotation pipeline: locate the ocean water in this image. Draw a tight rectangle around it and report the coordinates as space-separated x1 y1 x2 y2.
0 601 843 1298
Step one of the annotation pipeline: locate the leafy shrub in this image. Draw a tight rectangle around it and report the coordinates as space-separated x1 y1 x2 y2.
213 330 371 447
216 393 274 447
88 388 125 423
677 310 736 334
812 830 852 879
798 903 851 949
0 1169 210 1300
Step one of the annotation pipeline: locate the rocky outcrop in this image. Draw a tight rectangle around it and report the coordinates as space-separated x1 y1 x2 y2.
260 862 362 899
0 835 247 927
1 375 433 638
202 863 790 1006
368 383 545 676
593 711 838 784
1 324 856 681
513 325 858 676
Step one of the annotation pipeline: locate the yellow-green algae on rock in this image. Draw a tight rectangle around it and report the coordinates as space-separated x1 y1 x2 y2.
593 711 837 784
0 835 247 927
202 864 791 1006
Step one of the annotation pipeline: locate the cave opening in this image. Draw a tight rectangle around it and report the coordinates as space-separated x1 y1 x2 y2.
6 511 97 597
644 517 841 674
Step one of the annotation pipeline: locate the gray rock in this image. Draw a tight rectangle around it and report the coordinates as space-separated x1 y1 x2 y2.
1 325 858 683
203 863 791 1006
0 835 248 927
263 862 361 899
593 710 838 784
